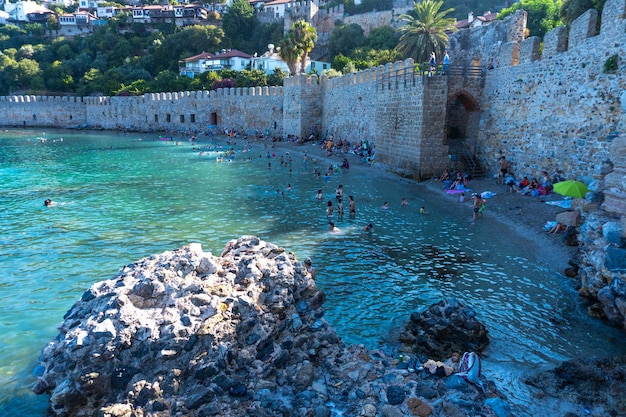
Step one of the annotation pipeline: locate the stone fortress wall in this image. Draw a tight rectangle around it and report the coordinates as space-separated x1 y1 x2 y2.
0 86 285 137
468 0 625 184
0 0 624 183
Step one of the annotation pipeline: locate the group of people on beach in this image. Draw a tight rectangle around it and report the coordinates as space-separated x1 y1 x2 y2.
497 156 556 197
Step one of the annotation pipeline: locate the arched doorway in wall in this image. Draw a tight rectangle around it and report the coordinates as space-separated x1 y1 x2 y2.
445 90 484 178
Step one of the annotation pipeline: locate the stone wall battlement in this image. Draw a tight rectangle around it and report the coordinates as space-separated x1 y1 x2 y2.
500 0 625 66
0 86 284 108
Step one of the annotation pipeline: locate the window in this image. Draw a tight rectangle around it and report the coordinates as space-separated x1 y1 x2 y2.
190 114 195 123
166 114 171 122
180 115 185 123
154 114 158 122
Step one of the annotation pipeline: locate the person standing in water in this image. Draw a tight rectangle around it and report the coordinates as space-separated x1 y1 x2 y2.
349 195 356 216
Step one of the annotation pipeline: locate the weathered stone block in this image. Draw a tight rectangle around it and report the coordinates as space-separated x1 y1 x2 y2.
542 26 568 59
520 37 541 64
569 9 598 48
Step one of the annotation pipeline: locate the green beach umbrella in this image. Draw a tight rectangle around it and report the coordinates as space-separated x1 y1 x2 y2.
553 180 588 198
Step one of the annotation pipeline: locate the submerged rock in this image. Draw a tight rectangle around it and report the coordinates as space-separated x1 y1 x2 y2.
398 298 490 358
33 237 505 417
526 356 626 417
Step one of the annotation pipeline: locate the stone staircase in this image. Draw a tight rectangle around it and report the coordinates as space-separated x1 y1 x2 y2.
447 139 485 179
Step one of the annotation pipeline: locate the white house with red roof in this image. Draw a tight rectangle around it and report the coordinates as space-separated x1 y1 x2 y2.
179 49 252 78
455 11 498 30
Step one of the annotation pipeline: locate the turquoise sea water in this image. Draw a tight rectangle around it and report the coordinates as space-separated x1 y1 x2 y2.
1 128 624 416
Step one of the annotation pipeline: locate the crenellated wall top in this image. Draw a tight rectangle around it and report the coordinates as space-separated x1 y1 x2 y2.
448 0 625 68
1 86 285 106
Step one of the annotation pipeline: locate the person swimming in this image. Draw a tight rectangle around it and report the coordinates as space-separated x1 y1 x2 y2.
44 199 56 207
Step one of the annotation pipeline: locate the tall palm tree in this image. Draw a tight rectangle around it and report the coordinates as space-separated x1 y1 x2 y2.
279 19 318 75
291 20 317 74
278 33 301 76
395 0 457 65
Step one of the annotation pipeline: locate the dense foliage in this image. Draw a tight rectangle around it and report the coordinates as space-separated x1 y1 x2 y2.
329 25 400 72
396 0 457 64
498 0 562 38
326 0 506 20
0 11 284 96
560 0 606 26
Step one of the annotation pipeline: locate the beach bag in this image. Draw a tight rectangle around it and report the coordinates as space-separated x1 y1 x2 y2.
458 352 481 384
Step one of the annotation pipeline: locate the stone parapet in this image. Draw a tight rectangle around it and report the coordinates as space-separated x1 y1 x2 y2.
569 9 598 49
542 26 569 59
519 36 541 64
496 41 520 67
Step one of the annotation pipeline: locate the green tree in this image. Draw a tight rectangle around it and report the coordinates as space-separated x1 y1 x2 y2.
221 0 256 52
560 0 604 26
234 69 267 88
44 60 74 92
498 0 562 39
114 79 150 95
290 20 317 74
395 0 457 64
14 58 41 88
331 53 352 73
278 33 301 76
250 22 284 57
364 26 398 51
153 25 224 73
328 23 365 60
267 67 287 86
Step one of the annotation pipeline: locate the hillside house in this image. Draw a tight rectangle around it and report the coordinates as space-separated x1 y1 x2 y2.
179 50 252 78
4 0 53 23
58 11 100 35
455 11 498 29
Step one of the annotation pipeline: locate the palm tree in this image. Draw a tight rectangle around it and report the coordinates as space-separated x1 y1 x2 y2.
279 19 318 75
395 0 457 65
291 20 317 74
278 33 301 76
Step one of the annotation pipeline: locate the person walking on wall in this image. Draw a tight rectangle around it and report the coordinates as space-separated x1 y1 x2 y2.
428 52 436 77
442 51 450 74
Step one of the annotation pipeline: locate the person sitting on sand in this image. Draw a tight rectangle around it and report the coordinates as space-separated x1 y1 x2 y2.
547 222 567 234
505 173 517 192
438 169 450 182
518 176 530 190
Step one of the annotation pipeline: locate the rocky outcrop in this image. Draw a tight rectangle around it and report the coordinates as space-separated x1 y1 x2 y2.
398 298 490 359
525 356 626 417
576 131 626 331
33 236 508 417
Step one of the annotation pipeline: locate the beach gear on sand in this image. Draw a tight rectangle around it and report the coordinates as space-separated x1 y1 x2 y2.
553 180 588 198
458 352 483 391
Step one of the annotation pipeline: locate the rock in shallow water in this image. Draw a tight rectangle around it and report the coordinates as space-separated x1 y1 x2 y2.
33 236 507 417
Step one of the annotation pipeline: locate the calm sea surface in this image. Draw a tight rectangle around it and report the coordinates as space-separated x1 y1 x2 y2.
1 129 624 416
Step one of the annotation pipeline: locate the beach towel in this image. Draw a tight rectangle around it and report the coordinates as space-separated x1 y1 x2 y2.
546 200 573 209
